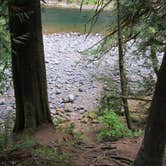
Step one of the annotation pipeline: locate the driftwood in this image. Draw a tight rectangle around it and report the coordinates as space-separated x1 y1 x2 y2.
104 95 152 102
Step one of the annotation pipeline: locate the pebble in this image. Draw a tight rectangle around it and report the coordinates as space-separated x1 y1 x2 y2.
0 98 5 105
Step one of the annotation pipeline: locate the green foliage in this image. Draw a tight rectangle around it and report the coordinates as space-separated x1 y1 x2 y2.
53 119 84 146
52 117 64 127
11 134 35 152
73 132 84 142
64 122 84 141
83 0 97 5
0 116 72 165
63 122 75 135
100 90 122 114
98 111 140 141
0 2 11 93
58 122 84 147
0 116 35 155
96 76 122 114
33 147 73 166
86 0 165 98
0 115 12 152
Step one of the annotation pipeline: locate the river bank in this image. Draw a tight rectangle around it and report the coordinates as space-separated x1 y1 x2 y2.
42 1 113 10
0 32 156 124
0 33 104 123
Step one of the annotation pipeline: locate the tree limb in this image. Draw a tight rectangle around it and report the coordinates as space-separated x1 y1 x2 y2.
105 95 152 102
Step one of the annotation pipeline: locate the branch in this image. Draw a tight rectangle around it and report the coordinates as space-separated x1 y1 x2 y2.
105 95 152 102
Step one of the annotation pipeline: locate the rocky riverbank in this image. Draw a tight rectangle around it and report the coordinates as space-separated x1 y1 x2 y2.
42 1 112 10
44 33 103 118
0 33 104 123
0 32 156 124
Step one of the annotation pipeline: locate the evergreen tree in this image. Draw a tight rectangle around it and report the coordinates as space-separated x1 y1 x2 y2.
8 0 53 133
133 48 166 166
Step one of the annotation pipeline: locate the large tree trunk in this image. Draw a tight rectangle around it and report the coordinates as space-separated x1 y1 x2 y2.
133 49 166 166
117 0 132 129
8 0 53 133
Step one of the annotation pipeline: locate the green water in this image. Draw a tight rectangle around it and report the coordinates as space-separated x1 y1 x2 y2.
41 7 112 34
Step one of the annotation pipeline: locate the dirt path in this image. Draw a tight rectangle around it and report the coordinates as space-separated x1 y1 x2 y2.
70 116 141 166
33 110 166 166
33 113 141 166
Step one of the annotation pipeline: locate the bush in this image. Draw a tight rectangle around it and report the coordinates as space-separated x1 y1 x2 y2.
98 111 134 141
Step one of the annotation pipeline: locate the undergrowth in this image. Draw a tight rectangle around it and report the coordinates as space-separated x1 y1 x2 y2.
0 116 73 166
97 111 141 141
57 122 85 148
32 146 73 166
0 115 34 155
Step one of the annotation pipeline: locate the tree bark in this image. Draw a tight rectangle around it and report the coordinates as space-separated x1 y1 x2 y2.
8 0 53 133
117 0 132 129
133 49 166 166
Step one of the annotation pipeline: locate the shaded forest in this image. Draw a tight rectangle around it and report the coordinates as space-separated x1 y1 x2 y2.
0 0 166 166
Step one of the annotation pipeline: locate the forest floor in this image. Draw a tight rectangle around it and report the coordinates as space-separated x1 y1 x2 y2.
33 121 141 166
1 115 166 166
0 117 142 166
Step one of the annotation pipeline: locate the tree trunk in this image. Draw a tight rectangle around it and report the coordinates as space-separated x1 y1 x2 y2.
117 0 132 129
8 0 53 133
133 49 166 166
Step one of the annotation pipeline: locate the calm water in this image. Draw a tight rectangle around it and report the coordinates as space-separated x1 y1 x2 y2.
41 7 113 34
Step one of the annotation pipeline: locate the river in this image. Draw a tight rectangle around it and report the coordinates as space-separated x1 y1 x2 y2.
41 7 113 34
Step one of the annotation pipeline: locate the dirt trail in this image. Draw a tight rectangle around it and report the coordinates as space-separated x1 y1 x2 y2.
71 116 141 166
33 113 143 166
33 109 166 166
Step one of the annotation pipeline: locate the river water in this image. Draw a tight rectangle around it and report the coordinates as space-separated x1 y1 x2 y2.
41 7 113 34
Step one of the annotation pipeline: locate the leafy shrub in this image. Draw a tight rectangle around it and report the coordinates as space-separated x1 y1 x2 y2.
52 117 64 127
98 111 135 141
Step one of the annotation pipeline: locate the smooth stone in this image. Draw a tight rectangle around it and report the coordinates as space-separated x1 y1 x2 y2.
55 91 61 95
78 88 84 92
0 101 5 105
79 109 85 114
64 108 73 112
67 94 75 103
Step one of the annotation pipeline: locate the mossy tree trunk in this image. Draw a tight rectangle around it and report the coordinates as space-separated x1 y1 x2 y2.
133 49 166 166
8 0 53 133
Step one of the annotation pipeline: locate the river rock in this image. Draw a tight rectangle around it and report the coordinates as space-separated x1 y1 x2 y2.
67 94 75 103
